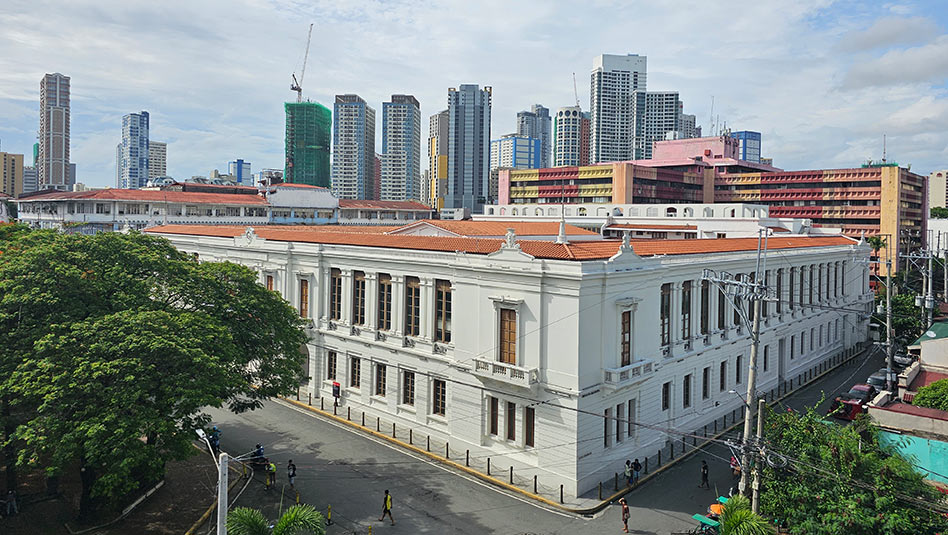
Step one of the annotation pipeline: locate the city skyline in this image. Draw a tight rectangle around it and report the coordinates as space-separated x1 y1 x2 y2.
0 1 946 188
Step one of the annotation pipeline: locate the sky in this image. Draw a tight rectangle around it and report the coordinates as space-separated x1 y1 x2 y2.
1 0 947 188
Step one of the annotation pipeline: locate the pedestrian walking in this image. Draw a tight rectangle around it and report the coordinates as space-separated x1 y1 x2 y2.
624 460 633 487
265 459 276 490
287 460 297 489
730 456 741 479
5 489 18 517
378 489 394 525
699 460 710 489
618 497 630 533
631 458 642 484
209 426 221 456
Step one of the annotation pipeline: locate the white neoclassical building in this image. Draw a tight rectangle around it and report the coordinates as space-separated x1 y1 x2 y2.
146 224 873 497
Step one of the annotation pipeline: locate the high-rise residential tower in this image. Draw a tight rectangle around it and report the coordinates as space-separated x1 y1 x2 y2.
490 134 540 170
428 110 450 208
380 95 421 201
332 94 376 199
641 92 681 159
553 106 590 167
730 131 761 163
118 111 150 189
228 159 251 184
149 141 167 179
516 104 551 168
0 152 24 197
21 166 37 194
284 101 332 187
446 84 491 212
590 54 646 163
39 73 72 190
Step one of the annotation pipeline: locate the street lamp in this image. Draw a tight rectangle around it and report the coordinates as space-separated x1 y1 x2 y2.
196 429 228 535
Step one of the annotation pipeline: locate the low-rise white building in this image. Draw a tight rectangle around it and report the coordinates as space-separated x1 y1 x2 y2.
146 224 872 497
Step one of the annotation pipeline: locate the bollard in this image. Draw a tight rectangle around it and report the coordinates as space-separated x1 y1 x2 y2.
693 435 697 447
560 484 564 504
297 386 300 400
362 412 365 426
510 466 513 484
377 416 380 431
534 475 538 494
320 397 324 410
296 490 300 504
409 429 413 445
392 422 396 438
714 420 718 433
308 393 312 406
427 435 430 452
368 526 372 535
614 472 618 491
658 449 662 466
327 504 333 525
645 457 649 473
347 407 351 420
333 404 337 416
488 458 491 476
446 442 449 459
598 481 602 500
703 424 707 437
670 441 674 459
466 450 470 467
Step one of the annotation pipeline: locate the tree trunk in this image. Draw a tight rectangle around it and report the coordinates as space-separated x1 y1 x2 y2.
2 397 16 492
78 458 96 521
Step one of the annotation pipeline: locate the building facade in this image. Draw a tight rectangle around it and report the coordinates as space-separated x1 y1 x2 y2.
380 95 422 201
730 131 762 164
229 159 251 184
428 110 450 209
590 54 646 163
929 169 948 209
641 92 682 159
516 105 551 168
118 111 150 189
149 141 167 180
446 85 492 212
147 224 871 497
22 166 38 194
332 95 377 200
284 101 332 187
490 135 541 170
39 73 72 190
0 152 24 197
553 106 590 167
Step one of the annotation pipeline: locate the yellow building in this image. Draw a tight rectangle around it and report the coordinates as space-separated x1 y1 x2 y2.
1 152 24 197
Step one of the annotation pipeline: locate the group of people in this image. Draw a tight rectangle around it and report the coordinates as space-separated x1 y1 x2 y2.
622 459 642 487
616 458 716 532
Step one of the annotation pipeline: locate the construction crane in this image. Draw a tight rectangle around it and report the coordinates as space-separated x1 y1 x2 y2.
572 72 580 107
290 23 314 103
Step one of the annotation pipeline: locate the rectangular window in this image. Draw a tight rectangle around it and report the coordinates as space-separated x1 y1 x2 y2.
810 328 815 351
349 357 361 388
791 335 796 360
825 264 831 300
327 350 337 380
817 265 822 302
374 363 386 396
683 374 692 408
808 266 814 305
660 283 671 346
499 309 517 364
377 273 392 330
800 266 806 309
404 276 420 336
776 270 783 314
681 281 692 340
435 279 452 343
604 408 612 447
789 268 795 309
433 379 446 416
330 268 342 320
627 399 636 439
801 332 806 356
266 275 274 291
525 407 535 447
700 280 710 335
840 262 846 296
299 279 309 318
402 371 415 406
621 310 632 366
702 366 710 399
736 355 743 384
762 271 769 318
718 289 726 330
352 271 366 325
506 401 516 440
734 294 741 326
746 273 754 319
764 345 770 372
719 361 727 391
489 396 499 435
616 403 625 443
661 381 671 411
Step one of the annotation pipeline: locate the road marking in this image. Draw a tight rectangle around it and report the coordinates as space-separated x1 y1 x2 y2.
272 398 579 520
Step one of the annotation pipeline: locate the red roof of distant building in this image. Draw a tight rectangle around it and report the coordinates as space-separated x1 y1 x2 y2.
876 402 948 422
392 220 598 236
338 199 433 210
145 225 856 261
17 189 268 205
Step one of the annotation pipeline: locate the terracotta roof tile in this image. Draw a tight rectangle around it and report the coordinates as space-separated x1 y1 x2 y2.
338 199 433 210
18 189 268 205
146 225 857 261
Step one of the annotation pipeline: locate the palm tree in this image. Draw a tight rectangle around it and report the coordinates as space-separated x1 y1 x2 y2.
718 495 774 535
227 504 325 535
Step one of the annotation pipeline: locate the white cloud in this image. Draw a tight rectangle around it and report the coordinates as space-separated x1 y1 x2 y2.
837 16 939 51
842 34 948 88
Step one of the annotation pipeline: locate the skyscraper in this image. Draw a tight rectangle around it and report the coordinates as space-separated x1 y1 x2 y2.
284 101 332 187
21 166 37 194
553 106 590 167
380 95 421 201
641 92 681 159
332 94 376 199
149 141 167 179
118 111 150 189
39 73 72 190
0 152 24 197
446 85 491 211
590 54 646 163
730 131 762 163
516 104 551 168
490 134 540 170
428 110 449 208
229 159 251 184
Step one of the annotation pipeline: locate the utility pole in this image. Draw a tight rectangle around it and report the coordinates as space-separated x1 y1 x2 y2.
927 235 935 327
217 453 228 535
752 398 766 513
886 247 894 391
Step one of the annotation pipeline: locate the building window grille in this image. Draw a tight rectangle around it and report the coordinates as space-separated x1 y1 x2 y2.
402 371 415 406
326 350 336 381
683 374 692 408
352 271 366 325
435 279 452 343
621 310 631 366
378 273 392 330
506 401 516 440
374 363 386 396
660 283 671 346
661 382 671 411
330 269 342 321
681 281 692 340
700 280 710 335
349 357 361 388
299 279 309 318
489 396 499 435
432 379 446 416
499 309 517 364
404 276 420 336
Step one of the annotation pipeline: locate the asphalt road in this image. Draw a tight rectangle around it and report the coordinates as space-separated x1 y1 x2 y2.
205 346 884 535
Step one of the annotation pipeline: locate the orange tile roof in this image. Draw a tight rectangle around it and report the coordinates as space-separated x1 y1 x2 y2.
338 199 433 210
146 225 857 261
607 224 698 231
396 220 598 236
18 188 268 205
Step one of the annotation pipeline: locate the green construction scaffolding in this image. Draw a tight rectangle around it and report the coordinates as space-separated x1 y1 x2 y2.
284 101 331 187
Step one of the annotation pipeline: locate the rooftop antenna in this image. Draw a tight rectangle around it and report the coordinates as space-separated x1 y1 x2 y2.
709 96 714 136
882 133 887 163
572 72 580 108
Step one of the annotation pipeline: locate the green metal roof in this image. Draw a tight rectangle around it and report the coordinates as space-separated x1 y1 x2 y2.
911 322 948 347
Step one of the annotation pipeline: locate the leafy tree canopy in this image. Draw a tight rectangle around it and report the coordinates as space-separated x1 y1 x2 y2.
931 207 948 219
760 406 948 535
912 379 948 412
0 228 307 516
227 504 325 535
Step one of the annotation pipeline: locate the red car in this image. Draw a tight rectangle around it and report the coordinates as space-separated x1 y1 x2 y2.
828 384 877 420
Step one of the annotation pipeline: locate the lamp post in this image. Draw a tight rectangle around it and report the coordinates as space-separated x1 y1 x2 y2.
197 429 228 535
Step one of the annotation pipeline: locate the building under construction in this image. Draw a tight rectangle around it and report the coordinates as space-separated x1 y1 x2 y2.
284 101 331 187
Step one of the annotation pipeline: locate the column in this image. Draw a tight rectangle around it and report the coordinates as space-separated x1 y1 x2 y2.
320 265 332 321
341 269 353 325
420 277 435 341
392 275 404 336
366 273 379 330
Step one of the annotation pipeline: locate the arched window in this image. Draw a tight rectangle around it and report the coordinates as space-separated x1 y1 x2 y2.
512 208 519 216
500 208 506 215
535 208 543 216
488 208 495 215
578 207 587 216
683 207 693 217
613 207 624 216
666 207 678 217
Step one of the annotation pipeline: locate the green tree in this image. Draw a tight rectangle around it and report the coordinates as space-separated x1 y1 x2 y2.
719 495 774 535
912 378 948 412
931 207 948 219
227 505 325 535
760 406 948 534
873 292 923 349
0 229 307 518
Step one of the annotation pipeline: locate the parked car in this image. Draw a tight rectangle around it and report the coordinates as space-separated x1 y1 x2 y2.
894 353 915 368
828 384 877 420
866 368 889 390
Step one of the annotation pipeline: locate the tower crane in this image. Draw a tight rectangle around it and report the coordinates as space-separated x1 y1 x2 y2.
572 72 580 108
290 23 314 103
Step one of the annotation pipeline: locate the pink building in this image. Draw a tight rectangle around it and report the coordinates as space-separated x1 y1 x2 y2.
652 135 740 161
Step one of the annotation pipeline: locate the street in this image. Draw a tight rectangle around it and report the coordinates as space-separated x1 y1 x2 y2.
206 346 883 534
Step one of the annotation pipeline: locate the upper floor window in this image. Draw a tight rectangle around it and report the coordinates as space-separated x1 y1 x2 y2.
775 270 783 314
700 280 710 335
681 281 692 340
683 374 692 408
326 350 336 380
349 357 361 388
435 279 452 343
661 381 671 411
298 279 309 318
718 289 726 330
789 268 795 309
660 283 671 346
432 379 446 416
808 266 814 305
817 265 822 302
330 268 342 321
404 276 420 336
402 370 415 406
499 309 517 364
378 273 392 331
621 310 632 366
266 275 273 292
352 271 366 325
